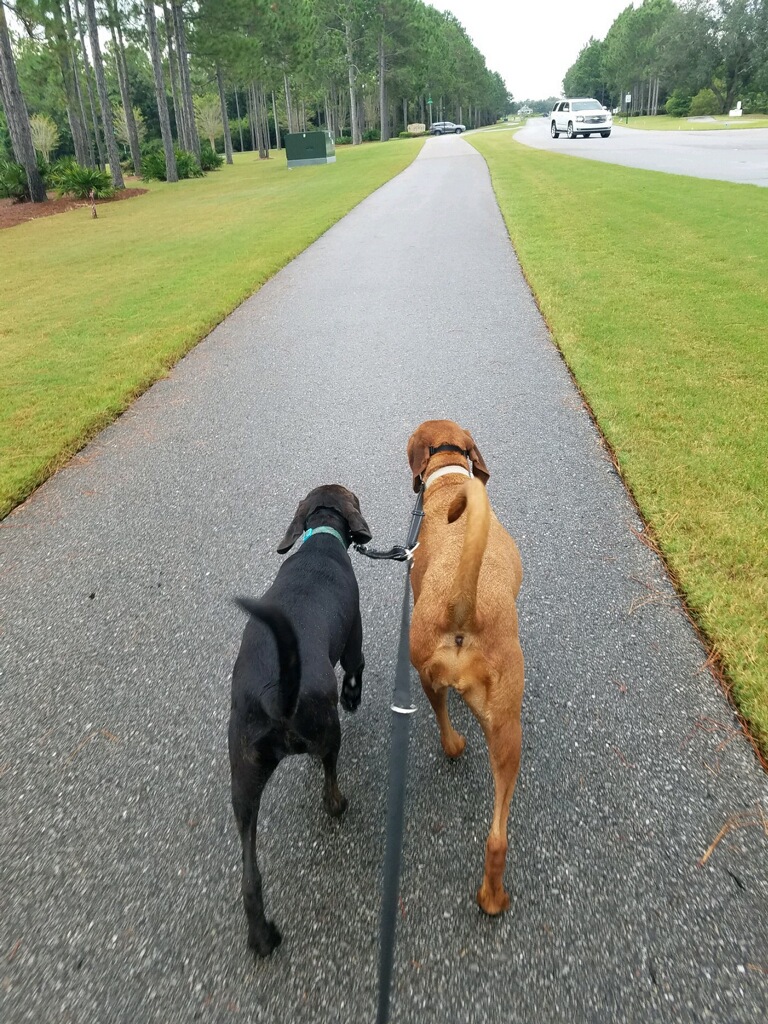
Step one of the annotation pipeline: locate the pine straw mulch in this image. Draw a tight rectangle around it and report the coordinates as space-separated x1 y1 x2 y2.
0 186 148 230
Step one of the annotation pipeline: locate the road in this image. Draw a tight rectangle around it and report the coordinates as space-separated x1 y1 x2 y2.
2 136 767 1024
515 115 768 186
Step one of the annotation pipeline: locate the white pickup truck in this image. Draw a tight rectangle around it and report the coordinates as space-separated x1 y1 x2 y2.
550 99 612 139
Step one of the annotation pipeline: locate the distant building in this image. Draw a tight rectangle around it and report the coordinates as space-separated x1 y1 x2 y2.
518 105 533 116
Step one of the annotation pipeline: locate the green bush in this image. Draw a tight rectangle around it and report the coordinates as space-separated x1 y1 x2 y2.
665 89 692 118
689 88 720 116
362 128 381 142
175 149 204 179
141 141 203 181
334 136 352 145
0 159 30 202
47 156 78 191
54 161 115 199
199 140 223 171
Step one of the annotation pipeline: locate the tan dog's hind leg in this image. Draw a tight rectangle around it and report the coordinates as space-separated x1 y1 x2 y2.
420 676 467 759
472 710 522 915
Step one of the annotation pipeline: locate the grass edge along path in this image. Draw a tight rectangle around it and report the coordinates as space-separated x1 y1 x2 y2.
468 129 768 761
621 113 768 131
1 141 424 519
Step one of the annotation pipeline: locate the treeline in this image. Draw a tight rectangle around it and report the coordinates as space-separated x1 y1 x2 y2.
0 0 511 203
563 0 768 116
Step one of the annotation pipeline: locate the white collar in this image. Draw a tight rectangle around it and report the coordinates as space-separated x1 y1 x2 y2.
424 465 471 489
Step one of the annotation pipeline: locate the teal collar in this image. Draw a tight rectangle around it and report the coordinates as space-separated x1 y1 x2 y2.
302 526 347 550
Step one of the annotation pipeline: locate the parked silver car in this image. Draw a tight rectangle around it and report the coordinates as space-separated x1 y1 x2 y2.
430 120 466 135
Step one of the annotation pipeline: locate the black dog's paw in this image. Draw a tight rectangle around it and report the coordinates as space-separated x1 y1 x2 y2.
324 789 348 818
249 919 282 957
341 673 362 713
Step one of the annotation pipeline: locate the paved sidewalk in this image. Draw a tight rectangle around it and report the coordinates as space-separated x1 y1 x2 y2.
2 136 766 1024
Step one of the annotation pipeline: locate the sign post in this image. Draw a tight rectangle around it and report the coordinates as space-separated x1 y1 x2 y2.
427 94 433 127
625 92 631 124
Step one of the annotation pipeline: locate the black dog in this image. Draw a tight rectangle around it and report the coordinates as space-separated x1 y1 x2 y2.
229 484 372 956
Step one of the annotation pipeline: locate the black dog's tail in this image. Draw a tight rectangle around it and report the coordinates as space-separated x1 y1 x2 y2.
236 598 301 720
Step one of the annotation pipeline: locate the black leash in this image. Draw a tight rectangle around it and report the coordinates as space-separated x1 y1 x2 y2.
353 486 425 1024
354 486 424 563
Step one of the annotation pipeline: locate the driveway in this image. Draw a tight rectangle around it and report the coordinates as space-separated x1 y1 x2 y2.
2 135 766 1023
516 115 768 186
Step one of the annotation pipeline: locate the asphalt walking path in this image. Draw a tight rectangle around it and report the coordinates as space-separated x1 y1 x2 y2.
2 137 767 1024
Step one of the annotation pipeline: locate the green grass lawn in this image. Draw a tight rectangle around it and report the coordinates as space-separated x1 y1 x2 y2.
468 130 768 757
0 141 423 519
622 114 768 130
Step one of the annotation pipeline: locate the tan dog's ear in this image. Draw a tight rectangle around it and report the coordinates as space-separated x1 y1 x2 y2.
407 431 430 492
464 430 490 485
277 497 309 553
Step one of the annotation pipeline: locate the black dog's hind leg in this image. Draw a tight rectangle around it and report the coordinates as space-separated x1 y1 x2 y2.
340 609 365 713
321 714 347 817
234 762 281 957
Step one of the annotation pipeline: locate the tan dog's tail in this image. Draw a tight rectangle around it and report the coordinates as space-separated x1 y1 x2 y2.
446 477 491 631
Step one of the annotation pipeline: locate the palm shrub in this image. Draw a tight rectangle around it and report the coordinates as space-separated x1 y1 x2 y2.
47 156 79 191
50 160 115 199
141 140 203 181
199 140 223 171
0 158 30 201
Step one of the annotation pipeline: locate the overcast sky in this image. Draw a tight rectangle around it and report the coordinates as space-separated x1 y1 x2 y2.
439 0 637 100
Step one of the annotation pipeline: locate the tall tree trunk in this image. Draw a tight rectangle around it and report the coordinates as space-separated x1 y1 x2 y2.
73 0 106 169
252 82 267 159
246 85 256 151
162 1 184 146
0 4 47 201
283 73 294 133
63 0 95 165
344 21 361 145
402 97 407 132
84 0 124 187
49 3 90 166
378 32 389 141
144 0 177 181
272 91 281 149
171 1 199 159
260 85 271 156
115 10 141 174
234 88 245 151
216 65 233 164
108 3 141 175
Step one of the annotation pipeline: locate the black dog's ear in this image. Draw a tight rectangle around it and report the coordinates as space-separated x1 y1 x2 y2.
277 497 309 554
407 431 430 493
345 499 373 545
463 429 490 485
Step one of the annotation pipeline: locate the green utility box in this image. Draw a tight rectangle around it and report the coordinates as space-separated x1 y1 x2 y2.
284 131 336 168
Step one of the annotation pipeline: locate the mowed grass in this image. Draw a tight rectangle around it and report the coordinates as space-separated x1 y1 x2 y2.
622 114 768 130
468 130 768 754
1 141 423 517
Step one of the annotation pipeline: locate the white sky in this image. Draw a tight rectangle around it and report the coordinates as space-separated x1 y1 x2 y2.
439 0 638 100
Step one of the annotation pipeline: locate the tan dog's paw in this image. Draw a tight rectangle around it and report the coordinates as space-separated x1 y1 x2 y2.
441 730 467 759
476 883 510 916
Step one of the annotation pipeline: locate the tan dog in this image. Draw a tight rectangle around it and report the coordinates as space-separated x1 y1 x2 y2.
407 420 524 915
